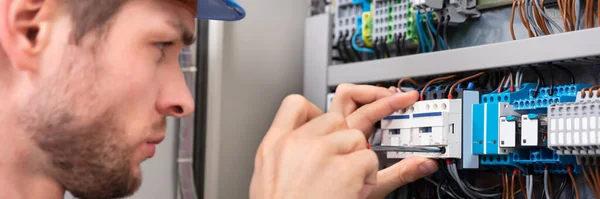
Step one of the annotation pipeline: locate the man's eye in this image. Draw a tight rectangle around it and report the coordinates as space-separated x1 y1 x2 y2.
156 41 175 51
155 41 175 61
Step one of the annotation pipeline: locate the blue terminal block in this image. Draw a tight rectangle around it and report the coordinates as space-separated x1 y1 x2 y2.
480 153 581 174
513 84 591 112
481 83 536 104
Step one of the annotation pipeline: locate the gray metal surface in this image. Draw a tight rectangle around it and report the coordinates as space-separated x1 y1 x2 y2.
304 14 333 110
327 27 600 86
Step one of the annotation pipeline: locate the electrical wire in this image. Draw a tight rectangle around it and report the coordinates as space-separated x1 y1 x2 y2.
498 74 507 93
511 170 516 199
447 163 503 199
373 38 381 59
348 30 362 61
567 166 580 199
589 163 600 195
533 0 550 35
397 77 421 92
529 66 544 97
381 37 390 58
511 0 518 40
557 0 569 31
426 12 447 50
443 16 450 49
394 33 402 56
518 170 528 199
583 163 600 199
550 64 575 84
588 85 600 97
596 163 600 195
420 75 457 101
519 0 535 37
544 168 551 199
581 87 590 98
416 10 431 52
424 177 463 199
527 175 533 199
337 32 349 63
527 0 545 36
415 10 426 53
552 177 568 199
351 29 375 54
448 72 485 99
425 17 436 52
502 169 507 199
534 0 564 33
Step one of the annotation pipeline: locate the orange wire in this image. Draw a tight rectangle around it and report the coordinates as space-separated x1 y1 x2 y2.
558 0 569 31
581 164 599 199
534 0 550 34
419 75 456 101
568 166 580 199
591 164 599 190
582 87 590 98
518 170 527 199
519 0 535 37
448 72 485 99
588 85 600 97
397 78 421 92
502 169 507 199
596 163 600 195
511 170 516 199
585 0 590 28
511 0 518 40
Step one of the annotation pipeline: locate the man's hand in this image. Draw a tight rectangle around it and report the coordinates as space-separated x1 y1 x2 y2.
250 95 379 199
329 84 439 199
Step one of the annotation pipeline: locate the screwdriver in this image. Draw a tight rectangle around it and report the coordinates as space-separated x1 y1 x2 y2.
366 139 445 153
369 145 445 153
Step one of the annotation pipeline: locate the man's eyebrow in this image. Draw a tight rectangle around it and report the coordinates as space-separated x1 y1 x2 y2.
167 19 196 46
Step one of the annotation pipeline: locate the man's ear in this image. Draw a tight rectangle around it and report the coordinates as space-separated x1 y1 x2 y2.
2 0 55 72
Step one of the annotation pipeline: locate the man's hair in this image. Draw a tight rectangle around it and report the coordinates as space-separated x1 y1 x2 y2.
60 0 129 44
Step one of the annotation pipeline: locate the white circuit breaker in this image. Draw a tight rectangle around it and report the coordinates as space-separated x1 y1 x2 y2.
381 99 462 159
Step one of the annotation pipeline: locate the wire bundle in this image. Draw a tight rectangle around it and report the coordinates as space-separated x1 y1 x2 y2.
511 0 567 40
415 10 450 53
446 160 503 199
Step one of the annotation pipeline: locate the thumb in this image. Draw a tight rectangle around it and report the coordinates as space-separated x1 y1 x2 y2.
368 157 438 199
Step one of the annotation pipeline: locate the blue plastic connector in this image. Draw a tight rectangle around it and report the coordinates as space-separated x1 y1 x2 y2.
481 83 536 104
505 116 516 121
513 84 591 112
467 82 475 90
527 114 538 119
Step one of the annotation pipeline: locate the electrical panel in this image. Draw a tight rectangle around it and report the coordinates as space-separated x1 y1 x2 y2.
308 0 600 197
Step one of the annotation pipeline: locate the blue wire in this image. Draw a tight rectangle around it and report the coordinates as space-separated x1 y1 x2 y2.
415 11 427 53
351 29 374 54
426 12 446 50
417 11 431 52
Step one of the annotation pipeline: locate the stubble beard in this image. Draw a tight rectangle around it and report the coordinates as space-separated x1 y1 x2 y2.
18 45 142 199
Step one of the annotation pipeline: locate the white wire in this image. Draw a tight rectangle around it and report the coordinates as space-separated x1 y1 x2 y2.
527 175 534 199
544 169 551 199
576 0 581 30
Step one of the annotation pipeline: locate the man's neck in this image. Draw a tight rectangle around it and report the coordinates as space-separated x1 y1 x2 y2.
0 115 65 199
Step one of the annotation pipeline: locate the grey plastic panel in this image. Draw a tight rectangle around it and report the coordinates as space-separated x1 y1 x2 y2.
304 14 333 111
461 90 480 169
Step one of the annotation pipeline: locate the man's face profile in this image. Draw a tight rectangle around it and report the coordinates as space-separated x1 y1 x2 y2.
0 0 196 198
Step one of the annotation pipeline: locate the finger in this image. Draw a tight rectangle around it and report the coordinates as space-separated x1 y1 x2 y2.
330 84 395 116
346 149 379 187
321 129 367 154
294 112 348 137
388 86 397 93
367 157 438 199
346 91 418 135
263 95 323 148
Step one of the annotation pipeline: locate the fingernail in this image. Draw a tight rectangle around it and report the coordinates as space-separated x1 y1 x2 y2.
419 161 438 175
